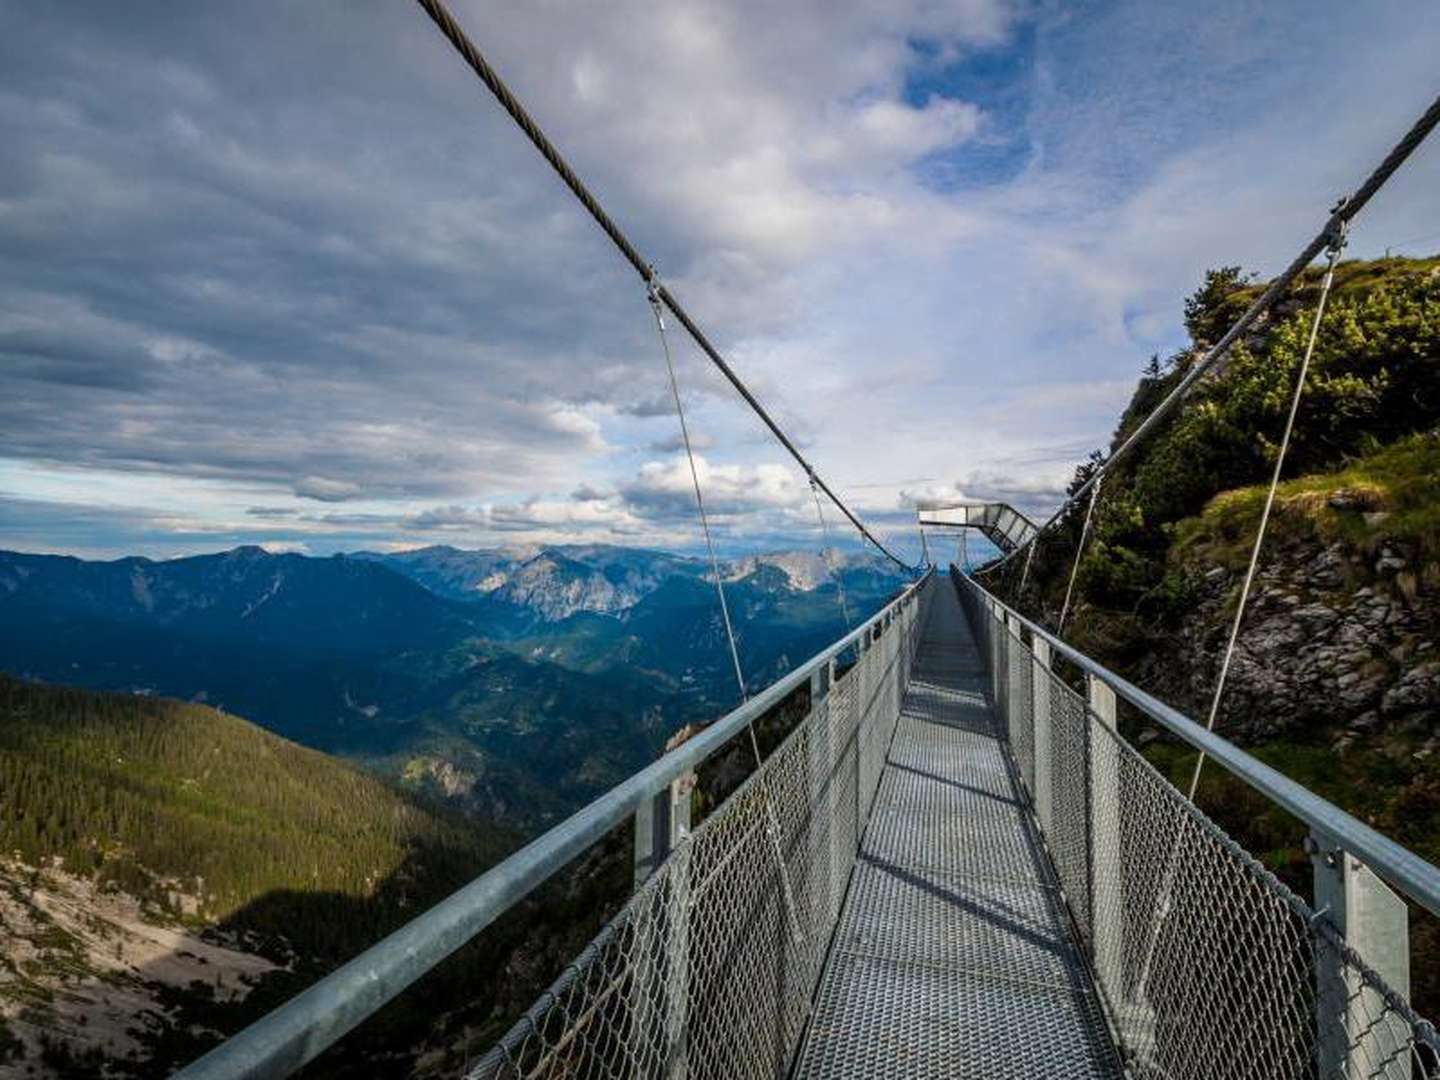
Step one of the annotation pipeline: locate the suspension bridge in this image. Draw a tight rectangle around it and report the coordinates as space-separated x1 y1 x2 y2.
177 3 1440 1077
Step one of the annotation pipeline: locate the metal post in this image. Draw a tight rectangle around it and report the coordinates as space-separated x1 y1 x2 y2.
852 633 865 854
1032 638 1053 835
1087 674 1124 998
633 773 694 1077
1311 828 1412 1079
994 605 1008 722
831 655 856 888
809 658 843 924
859 623 876 822
1004 613 1024 758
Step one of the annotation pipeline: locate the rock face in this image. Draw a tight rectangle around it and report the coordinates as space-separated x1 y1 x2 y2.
1136 535 1440 746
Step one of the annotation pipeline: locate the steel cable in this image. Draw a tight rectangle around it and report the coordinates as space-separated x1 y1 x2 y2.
809 477 854 631
647 287 747 704
1057 477 1101 635
1186 220 1349 800
1126 226 1351 1012
646 284 806 951
413 0 914 572
983 90 1440 574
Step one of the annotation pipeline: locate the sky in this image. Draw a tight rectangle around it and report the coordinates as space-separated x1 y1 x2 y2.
1 0 1438 564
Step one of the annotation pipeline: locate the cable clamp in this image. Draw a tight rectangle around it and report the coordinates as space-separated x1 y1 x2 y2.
645 268 665 327
1325 199 1351 255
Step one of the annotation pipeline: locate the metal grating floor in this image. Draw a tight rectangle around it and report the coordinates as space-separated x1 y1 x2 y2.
793 585 1123 1079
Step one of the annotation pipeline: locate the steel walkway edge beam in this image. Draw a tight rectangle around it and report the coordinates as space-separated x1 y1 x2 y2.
955 569 1440 921
175 572 932 1080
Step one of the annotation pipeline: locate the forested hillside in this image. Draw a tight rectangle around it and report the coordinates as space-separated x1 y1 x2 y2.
0 676 505 923
0 677 517 1076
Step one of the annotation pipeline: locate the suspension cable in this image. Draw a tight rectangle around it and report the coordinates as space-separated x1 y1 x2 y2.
809 476 854 630
1018 536 1037 594
979 91 1440 575
648 284 747 703
1186 220 1349 800
413 0 914 573
1057 477 1101 635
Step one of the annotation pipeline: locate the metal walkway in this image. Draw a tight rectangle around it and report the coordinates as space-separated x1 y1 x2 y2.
185 572 1440 1080
795 584 1122 1078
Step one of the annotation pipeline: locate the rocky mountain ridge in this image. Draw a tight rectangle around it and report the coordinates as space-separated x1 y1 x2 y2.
0 543 907 830
364 543 895 621
1137 525 1440 750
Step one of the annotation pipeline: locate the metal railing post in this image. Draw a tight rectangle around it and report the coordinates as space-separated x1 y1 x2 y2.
849 642 863 856
1032 637 1053 835
830 656 855 884
808 658 843 925
1311 828 1412 1079
994 606 1008 723
809 659 830 708
991 599 1003 708
633 773 694 1077
1003 612 1023 754
1087 674 1124 997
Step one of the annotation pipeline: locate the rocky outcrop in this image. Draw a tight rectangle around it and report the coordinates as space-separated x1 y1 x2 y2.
1136 534 1440 752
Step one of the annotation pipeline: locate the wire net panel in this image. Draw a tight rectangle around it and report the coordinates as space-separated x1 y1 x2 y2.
1040 669 1093 942
471 581 932 1080
1005 627 1035 793
952 571 1440 1080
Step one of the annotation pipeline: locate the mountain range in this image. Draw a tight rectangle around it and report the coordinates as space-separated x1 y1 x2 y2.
0 543 907 827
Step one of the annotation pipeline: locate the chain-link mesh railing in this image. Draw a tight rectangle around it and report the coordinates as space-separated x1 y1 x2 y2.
471 580 933 1079
954 569 1440 1080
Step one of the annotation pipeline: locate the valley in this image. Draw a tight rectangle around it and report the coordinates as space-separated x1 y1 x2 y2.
0 542 903 1075
0 543 905 829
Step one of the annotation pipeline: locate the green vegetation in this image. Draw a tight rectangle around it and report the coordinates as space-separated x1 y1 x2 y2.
0 676 508 936
1174 429 1440 570
1015 256 1440 628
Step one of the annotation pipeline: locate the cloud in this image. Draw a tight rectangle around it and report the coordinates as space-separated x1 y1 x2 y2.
2 0 1438 562
647 431 716 454
569 483 614 503
293 476 363 502
620 455 810 522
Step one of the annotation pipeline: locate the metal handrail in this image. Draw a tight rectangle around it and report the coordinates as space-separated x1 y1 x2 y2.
953 566 1440 920
176 569 933 1080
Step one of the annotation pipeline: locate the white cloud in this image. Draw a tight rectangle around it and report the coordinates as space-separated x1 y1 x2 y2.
2 0 1438 560
293 476 362 502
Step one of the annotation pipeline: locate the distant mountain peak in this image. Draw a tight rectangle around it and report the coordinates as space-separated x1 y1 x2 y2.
357 543 899 620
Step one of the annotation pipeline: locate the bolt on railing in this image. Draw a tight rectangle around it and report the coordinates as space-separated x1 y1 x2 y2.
952 566 1440 1080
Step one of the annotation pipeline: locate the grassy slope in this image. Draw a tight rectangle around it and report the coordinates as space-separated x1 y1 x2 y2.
1174 429 1440 570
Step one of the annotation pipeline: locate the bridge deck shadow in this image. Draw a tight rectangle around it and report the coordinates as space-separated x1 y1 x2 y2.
793 584 1122 1079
